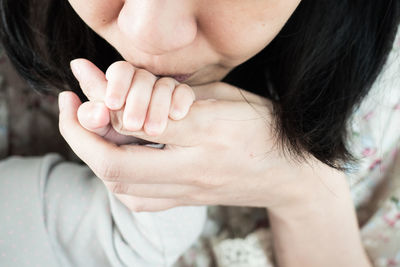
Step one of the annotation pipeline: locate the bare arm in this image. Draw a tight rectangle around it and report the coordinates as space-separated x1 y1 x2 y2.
267 163 372 267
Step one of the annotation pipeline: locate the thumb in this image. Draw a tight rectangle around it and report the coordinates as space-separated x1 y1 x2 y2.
58 91 83 139
58 91 81 118
58 91 121 167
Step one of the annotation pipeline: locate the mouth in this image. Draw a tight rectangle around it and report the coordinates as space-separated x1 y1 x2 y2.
156 73 194 83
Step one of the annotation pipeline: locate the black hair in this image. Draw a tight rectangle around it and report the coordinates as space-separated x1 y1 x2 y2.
1 0 399 170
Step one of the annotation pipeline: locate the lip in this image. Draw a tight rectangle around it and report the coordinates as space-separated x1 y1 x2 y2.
157 73 194 83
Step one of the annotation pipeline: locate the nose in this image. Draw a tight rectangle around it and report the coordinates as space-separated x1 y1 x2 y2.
118 0 197 55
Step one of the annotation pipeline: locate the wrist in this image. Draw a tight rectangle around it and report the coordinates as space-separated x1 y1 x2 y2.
267 158 349 219
266 160 372 267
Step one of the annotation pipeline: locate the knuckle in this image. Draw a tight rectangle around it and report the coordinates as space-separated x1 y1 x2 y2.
184 164 223 189
186 174 215 189
95 160 121 182
184 192 210 204
135 68 157 81
106 61 135 77
107 182 128 194
186 176 204 188
176 83 194 96
199 176 221 189
129 202 146 212
155 77 175 91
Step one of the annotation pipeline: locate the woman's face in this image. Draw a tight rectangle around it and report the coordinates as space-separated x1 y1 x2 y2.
68 0 301 86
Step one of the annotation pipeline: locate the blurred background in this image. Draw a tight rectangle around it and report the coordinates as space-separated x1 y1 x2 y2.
0 48 75 161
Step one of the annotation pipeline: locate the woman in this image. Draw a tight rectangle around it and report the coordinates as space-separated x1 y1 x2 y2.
1 0 400 266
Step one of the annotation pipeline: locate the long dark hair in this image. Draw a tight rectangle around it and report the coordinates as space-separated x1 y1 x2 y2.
1 0 399 170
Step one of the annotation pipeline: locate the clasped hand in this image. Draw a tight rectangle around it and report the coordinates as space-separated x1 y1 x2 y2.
58 59 334 212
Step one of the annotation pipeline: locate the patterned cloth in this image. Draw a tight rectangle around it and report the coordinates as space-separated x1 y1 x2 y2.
175 25 400 267
0 26 399 267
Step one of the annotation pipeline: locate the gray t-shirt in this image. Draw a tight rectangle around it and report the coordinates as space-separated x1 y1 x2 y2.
0 153 207 267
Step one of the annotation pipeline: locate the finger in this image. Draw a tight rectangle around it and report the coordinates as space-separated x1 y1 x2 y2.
58 91 119 161
104 181 198 199
110 82 270 145
77 101 111 136
123 69 157 131
144 77 176 136
58 91 191 184
169 83 195 120
113 99 269 148
105 61 135 110
192 82 271 106
77 101 144 145
114 194 180 212
70 58 107 101
110 98 216 146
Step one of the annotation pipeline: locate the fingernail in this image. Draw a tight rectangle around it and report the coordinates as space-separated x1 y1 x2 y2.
70 59 81 80
58 92 68 112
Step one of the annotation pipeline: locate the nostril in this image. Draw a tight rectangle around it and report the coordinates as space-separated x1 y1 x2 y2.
117 1 197 55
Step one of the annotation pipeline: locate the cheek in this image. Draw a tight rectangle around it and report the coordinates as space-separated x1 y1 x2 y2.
199 0 301 62
68 0 123 28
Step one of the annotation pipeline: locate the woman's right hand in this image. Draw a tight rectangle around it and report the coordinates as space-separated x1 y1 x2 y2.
72 59 269 145
62 58 316 213
71 58 196 145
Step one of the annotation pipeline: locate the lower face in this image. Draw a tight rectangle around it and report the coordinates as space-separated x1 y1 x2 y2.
67 0 301 86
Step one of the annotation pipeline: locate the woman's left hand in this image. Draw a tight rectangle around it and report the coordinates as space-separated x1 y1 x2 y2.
58 65 340 212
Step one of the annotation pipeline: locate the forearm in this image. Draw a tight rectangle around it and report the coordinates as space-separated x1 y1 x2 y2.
267 164 372 267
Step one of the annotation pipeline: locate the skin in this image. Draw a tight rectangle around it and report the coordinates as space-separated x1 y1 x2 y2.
67 0 301 136
71 59 197 136
59 1 372 266
67 0 302 86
